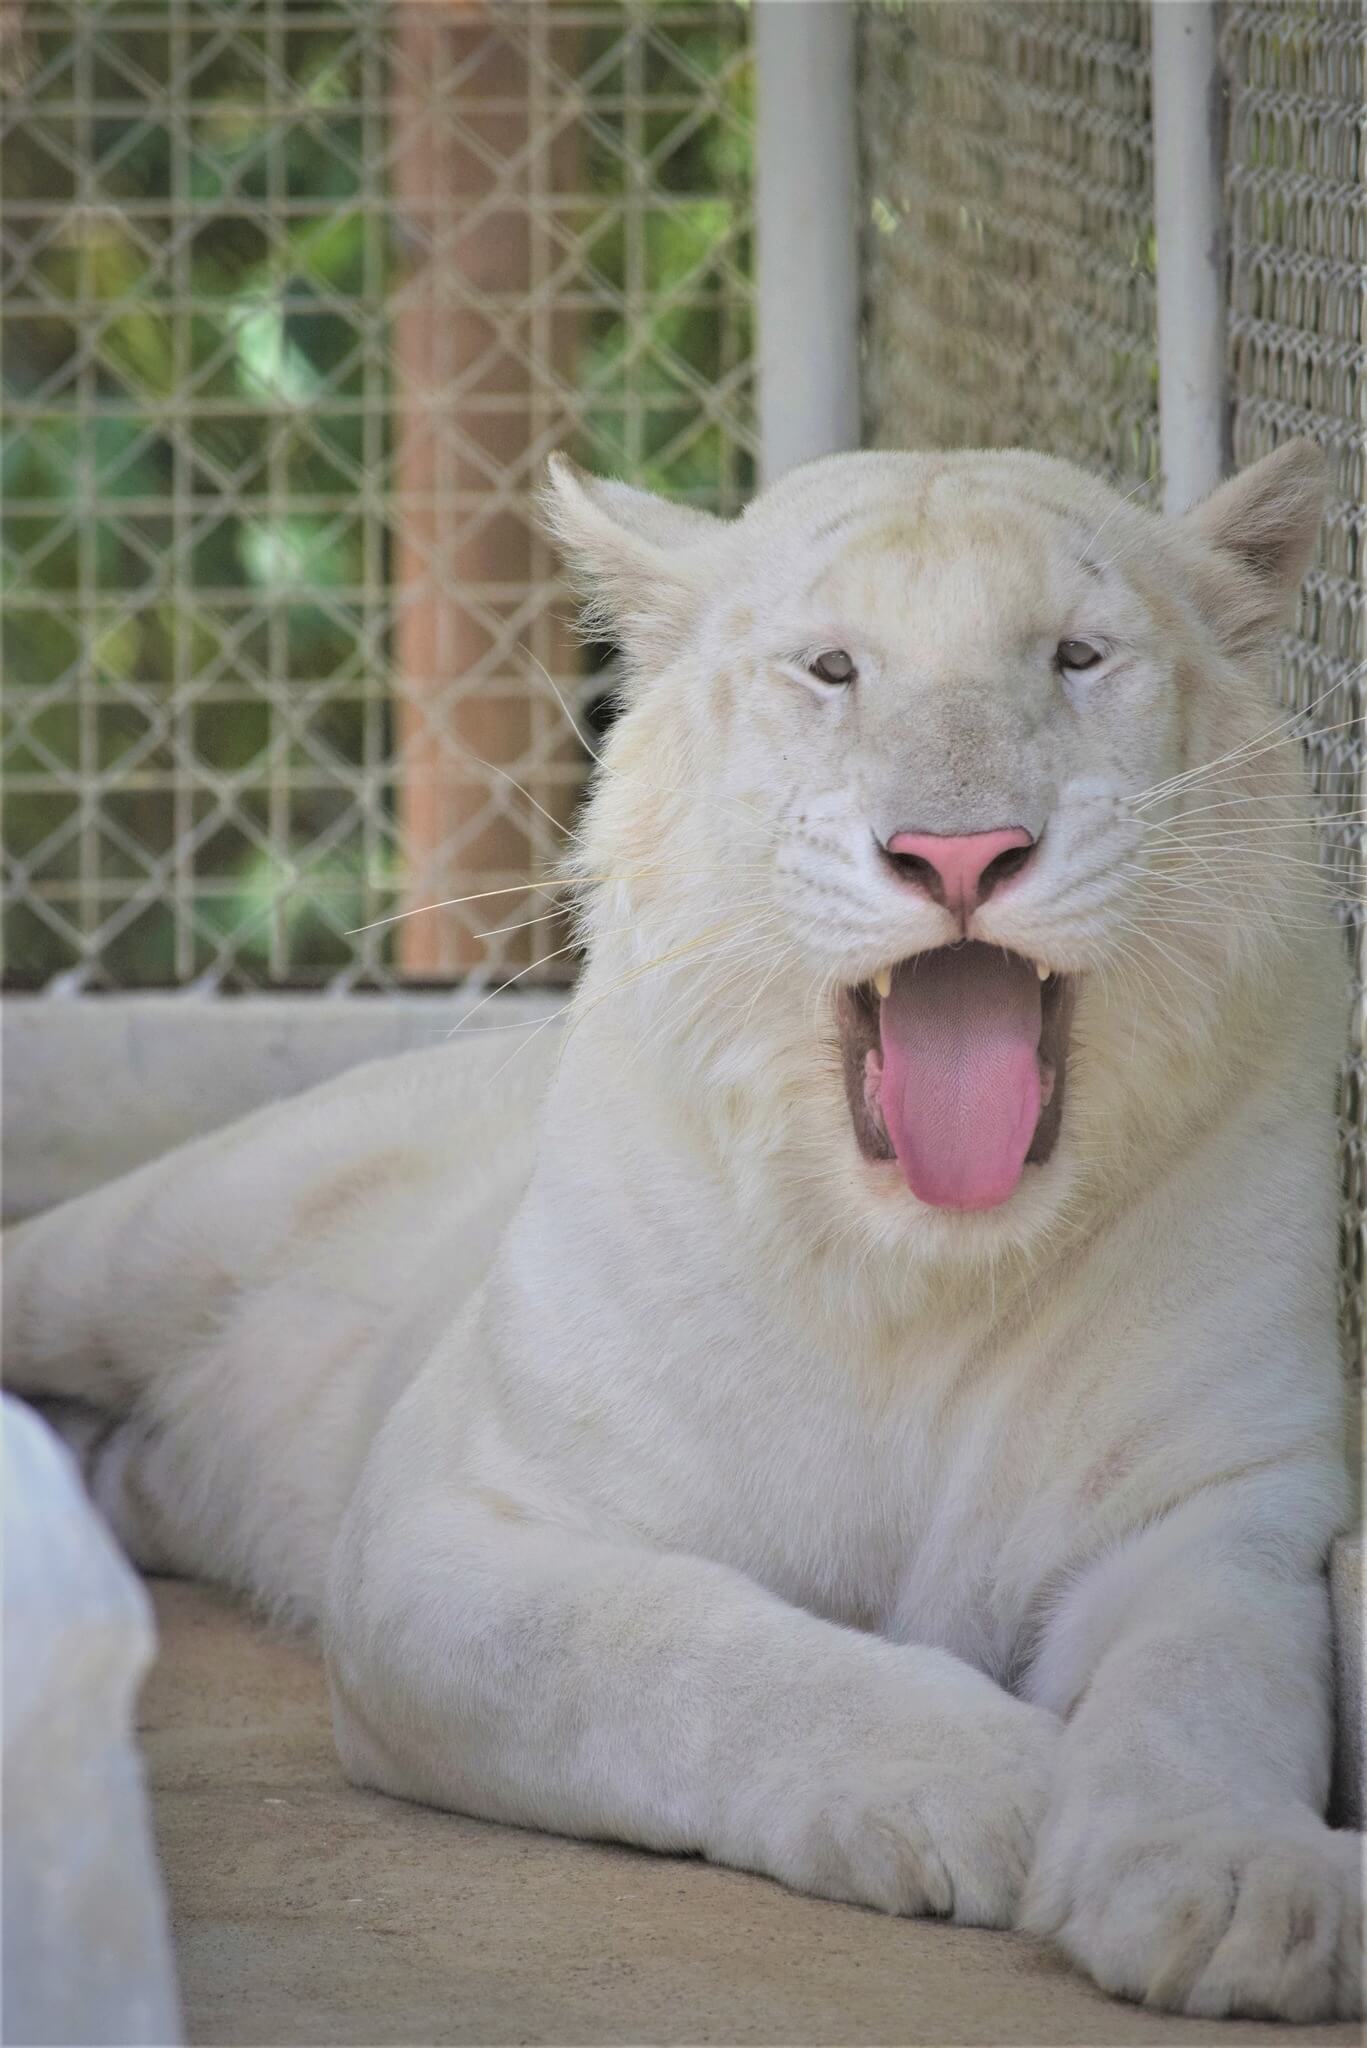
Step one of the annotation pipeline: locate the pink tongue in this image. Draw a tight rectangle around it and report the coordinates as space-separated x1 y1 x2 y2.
878 944 1043 1211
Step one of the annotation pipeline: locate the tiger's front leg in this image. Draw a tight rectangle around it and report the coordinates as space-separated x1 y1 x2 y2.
325 1379 1060 1925
1025 1484 1362 2021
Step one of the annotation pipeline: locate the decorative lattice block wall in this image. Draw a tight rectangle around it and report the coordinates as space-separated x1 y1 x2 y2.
2 0 756 989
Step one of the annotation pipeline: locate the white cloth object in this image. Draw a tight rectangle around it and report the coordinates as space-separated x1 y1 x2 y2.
2 1396 181 2046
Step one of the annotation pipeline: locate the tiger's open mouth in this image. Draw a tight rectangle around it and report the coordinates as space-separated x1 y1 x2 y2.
837 944 1076 1212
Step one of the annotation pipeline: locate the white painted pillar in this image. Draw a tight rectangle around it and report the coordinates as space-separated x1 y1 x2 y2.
1150 1 1228 513
753 0 862 484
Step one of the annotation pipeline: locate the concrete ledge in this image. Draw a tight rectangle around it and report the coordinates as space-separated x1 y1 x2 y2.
1 991 562 1222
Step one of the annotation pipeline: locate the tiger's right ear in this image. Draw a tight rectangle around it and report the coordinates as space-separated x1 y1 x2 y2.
540 454 727 673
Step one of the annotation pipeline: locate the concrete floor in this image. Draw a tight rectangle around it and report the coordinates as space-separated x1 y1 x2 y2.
142 1581 1358 2048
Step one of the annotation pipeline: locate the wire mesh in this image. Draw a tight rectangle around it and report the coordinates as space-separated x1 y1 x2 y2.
1224 0 1366 1372
859 0 1159 497
1 0 756 990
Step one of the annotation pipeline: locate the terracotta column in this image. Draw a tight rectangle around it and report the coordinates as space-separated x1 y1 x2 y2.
392 1 536 976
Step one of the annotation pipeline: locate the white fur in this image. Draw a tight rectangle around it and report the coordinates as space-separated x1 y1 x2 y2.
4 443 1359 2020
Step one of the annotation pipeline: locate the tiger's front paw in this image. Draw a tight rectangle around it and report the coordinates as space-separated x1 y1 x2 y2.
1026 1817 1364 2021
734 1696 1061 1928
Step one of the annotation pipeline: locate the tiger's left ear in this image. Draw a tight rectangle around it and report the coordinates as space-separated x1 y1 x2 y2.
540 454 728 674
1180 438 1327 656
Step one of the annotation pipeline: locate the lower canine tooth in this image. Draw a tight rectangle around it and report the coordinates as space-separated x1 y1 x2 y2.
874 968 892 999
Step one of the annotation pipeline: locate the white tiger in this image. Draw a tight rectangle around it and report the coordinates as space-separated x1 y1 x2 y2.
6 439 1359 2020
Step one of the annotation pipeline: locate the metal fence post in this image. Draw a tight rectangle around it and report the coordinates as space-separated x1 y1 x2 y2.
753 0 862 484
1150 0 1229 513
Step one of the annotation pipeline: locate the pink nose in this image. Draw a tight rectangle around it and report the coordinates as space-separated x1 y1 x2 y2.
884 827 1035 921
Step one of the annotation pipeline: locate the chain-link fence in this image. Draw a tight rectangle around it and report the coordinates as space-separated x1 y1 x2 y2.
861 0 1159 497
861 0 1363 1366
2 0 755 990
1222 0 1365 1372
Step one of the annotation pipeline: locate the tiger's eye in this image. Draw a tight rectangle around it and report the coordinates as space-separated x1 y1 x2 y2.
1057 639 1103 671
810 649 856 685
